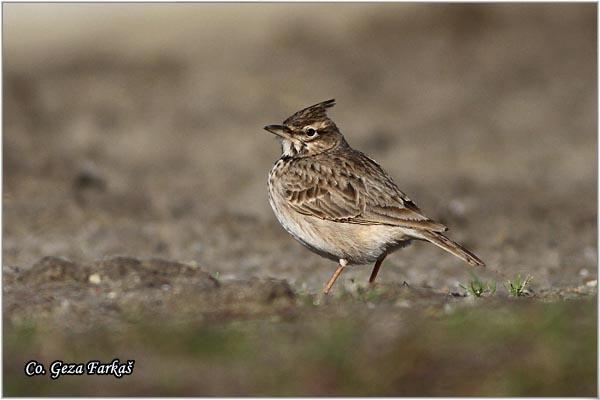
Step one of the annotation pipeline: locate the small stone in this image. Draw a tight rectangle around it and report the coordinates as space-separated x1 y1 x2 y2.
586 279 597 287
448 199 467 216
74 162 106 191
584 247 597 262
579 268 589 277
394 299 411 308
88 273 102 285
107 291 117 299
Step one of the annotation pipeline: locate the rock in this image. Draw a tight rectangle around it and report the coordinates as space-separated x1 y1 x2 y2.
73 163 106 192
88 273 102 285
18 256 88 284
93 256 218 290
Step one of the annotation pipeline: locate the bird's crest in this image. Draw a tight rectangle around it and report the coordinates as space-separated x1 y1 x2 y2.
284 99 336 128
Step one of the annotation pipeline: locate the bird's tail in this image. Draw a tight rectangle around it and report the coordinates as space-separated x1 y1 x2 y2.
419 230 485 267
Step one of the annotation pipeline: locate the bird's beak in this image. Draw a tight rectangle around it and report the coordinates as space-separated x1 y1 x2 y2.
264 124 295 141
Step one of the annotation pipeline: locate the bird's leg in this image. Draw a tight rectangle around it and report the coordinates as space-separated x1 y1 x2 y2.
323 259 348 294
369 254 387 283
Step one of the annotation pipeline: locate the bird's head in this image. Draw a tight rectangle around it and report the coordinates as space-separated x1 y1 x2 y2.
264 99 345 157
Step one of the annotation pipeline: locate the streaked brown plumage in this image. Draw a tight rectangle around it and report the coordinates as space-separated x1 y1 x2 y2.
265 99 484 294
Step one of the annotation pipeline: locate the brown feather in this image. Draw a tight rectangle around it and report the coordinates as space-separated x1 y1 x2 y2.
419 230 485 267
274 143 448 232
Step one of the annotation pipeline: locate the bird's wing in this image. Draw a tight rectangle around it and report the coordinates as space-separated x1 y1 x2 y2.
278 152 447 232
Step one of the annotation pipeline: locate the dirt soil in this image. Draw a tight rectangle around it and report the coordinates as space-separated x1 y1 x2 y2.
3 3 597 396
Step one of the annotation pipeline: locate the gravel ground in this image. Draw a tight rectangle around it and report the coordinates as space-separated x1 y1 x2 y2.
3 3 597 396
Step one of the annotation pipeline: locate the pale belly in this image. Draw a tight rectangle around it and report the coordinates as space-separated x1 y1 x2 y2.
268 187 411 264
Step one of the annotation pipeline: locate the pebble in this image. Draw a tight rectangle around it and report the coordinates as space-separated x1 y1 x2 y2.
394 299 411 308
448 199 467 216
584 247 597 262
586 279 597 287
88 273 101 285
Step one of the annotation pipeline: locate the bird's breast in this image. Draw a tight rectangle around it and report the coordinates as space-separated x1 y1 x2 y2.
268 181 409 264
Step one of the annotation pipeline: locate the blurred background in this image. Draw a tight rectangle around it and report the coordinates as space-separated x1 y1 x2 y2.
3 3 597 396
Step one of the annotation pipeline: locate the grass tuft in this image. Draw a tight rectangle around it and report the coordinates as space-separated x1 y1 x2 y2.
504 275 533 297
459 272 496 297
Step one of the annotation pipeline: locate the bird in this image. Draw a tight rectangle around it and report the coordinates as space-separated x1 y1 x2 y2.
264 99 484 294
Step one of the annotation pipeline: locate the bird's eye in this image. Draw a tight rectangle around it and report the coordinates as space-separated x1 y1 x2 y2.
306 128 317 137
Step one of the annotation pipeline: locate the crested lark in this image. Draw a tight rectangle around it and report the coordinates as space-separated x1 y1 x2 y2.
265 99 484 294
